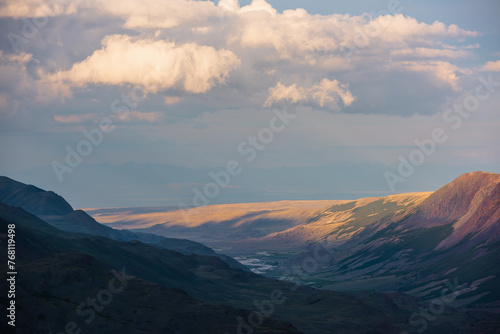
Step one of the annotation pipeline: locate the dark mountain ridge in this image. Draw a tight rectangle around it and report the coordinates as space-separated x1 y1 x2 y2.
0 176 73 215
0 176 247 271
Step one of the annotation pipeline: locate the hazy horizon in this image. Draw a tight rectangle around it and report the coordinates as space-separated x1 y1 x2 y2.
2 162 500 209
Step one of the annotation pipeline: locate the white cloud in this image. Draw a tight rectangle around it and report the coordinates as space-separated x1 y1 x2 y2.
0 0 219 29
231 11 477 64
239 0 277 15
218 0 240 12
392 47 473 59
479 60 500 72
397 61 471 91
48 35 241 94
0 0 81 18
264 79 355 110
98 0 219 29
264 83 306 106
0 0 489 118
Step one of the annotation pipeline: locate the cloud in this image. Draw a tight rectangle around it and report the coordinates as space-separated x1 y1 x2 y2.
220 5 479 115
479 60 500 72
231 11 477 64
0 0 219 29
0 0 81 18
397 61 471 91
54 110 164 125
218 0 240 12
0 0 489 119
392 47 473 59
47 35 241 94
54 113 96 124
0 52 35 110
239 0 277 15
264 83 306 106
113 110 164 123
264 79 355 110
0 51 67 129
164 97 181 105
98 0 219 29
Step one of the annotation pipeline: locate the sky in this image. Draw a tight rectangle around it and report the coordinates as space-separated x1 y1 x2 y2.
0 0 499 208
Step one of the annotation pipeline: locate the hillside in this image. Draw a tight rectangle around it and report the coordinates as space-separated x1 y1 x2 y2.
0 176 247 270
1 202 499 333
0 176 73 215
276 172 500 311
92 171 500 311
0 204 299 334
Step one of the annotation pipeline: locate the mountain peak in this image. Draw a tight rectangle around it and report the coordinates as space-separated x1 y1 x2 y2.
417 171 499 222
455 170 499 182
0 176 74 216
394 171 500 249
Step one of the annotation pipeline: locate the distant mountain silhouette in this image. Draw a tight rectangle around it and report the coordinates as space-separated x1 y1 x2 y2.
0 176 247 271
0 176 73 215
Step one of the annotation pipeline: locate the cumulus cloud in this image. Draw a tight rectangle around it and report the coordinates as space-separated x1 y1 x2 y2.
480 60 500 72
218 0 240 12
0 0 219 29
0 0 490 118
396 61 471 91
98 0 219 29
0 0 81 18
264 79 355 110
222 4 479 115
47 35 241 94
239 0 277 15
231 11 477 64
0 51 68 129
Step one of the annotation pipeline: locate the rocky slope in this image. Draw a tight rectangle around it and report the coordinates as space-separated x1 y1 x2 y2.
283 172 500 311
407 171 500 248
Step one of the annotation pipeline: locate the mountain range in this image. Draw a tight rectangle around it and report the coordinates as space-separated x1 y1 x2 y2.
1 172 499 333
92 172 500 312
